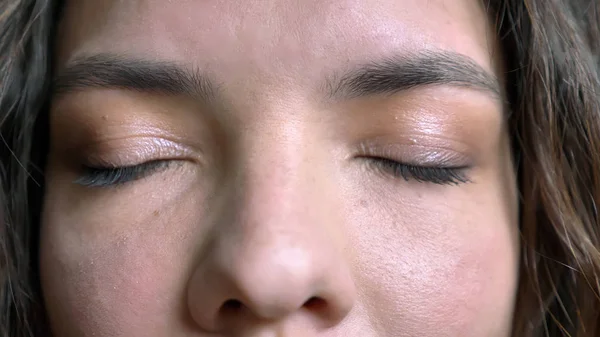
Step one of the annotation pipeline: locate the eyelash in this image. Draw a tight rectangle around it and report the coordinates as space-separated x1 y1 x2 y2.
74 161 171 187
74 157 469 188
366 157 470 185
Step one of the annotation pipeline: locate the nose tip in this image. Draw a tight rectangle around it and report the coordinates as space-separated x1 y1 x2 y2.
187 240 356 332
227 252 324 319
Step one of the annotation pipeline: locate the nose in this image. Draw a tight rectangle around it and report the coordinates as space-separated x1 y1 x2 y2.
186 151 356 333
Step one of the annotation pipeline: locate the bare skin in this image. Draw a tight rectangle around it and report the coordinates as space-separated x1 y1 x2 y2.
41 1 519 336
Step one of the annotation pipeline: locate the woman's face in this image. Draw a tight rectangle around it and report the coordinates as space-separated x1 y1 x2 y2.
41 1 519 336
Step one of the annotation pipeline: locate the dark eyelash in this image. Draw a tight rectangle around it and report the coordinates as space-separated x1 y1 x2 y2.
74 157 467 187
369 157 470 185
74 161 170 187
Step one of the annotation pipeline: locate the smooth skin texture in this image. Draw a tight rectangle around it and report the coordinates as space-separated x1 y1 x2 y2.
41 0 520 336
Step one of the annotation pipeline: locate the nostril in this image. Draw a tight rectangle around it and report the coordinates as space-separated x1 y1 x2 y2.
304 296 342 327
221 299 243 312
303 296 326 311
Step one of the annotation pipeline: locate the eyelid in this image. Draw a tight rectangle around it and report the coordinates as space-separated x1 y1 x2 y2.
365 158 470 185
74 160 172 187
355 139 472 168
78 137 199 168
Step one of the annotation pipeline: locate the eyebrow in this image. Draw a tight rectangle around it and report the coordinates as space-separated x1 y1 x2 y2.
53 54 217 101
326 50 502 101
53 51 502 103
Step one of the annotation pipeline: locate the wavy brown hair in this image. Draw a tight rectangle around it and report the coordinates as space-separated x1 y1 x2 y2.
1 0 599 336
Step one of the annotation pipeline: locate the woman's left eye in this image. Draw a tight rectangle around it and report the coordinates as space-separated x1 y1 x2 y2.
366 157 470 185
74 160 171 187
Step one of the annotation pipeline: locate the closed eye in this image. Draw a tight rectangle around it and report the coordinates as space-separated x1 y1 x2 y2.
74 157 469 188
74 160 171 187
366 157 470 185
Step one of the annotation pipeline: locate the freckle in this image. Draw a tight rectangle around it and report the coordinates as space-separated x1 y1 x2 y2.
153 210 159 217
116 236 128 247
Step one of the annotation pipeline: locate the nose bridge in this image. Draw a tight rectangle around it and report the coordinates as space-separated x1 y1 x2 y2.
226 123 330 299
239 126 313 235
232 111 329 234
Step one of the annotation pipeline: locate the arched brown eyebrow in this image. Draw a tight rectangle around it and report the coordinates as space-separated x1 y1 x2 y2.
53 51 502 103
52 54 217 102
326 50 502 101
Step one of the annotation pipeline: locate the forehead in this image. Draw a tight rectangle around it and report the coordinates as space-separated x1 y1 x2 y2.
56 0 498 82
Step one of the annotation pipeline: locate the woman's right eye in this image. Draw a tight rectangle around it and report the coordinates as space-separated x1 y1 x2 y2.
73 160 171 187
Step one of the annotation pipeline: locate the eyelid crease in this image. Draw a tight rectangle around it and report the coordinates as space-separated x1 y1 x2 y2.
355 139 472 168
77 137 201 168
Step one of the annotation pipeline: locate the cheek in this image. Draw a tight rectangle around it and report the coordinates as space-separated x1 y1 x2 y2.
347 186 519 336
39 176 204 336
40 237 172 335
40 227 180 336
